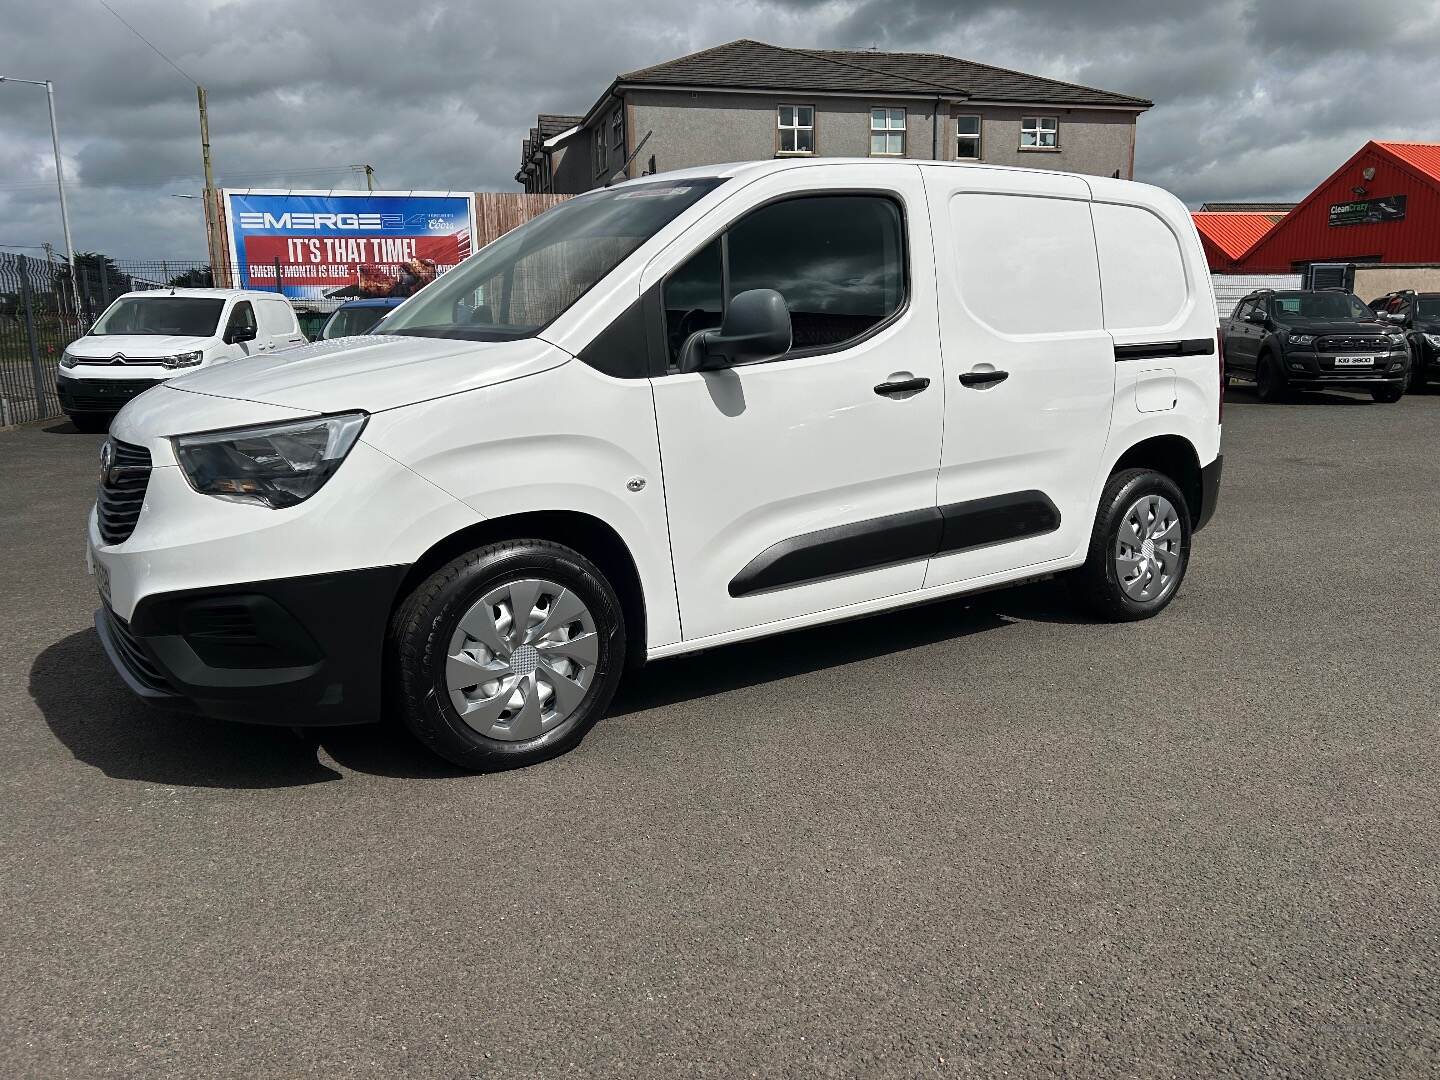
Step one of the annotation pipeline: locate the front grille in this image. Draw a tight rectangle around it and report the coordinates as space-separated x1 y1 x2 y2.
74 354 155 365
97 439 152 545
63 378 161 411
101 603 173 694
1318 335 1388 352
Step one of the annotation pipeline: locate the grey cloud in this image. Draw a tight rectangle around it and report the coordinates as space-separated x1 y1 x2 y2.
1 0 1437 260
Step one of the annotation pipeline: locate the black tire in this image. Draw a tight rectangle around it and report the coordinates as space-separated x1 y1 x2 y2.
1406 360 1426 393
68 413 111 433
1371 383 1405 403
389 539 626 771
1070 468 1192 622
1255 353 1286 403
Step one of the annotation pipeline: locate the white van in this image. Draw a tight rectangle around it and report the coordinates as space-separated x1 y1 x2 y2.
58 288 305 431
90 160 1223 770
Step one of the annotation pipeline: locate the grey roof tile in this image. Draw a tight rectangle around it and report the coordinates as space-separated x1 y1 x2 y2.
619 39 1150 108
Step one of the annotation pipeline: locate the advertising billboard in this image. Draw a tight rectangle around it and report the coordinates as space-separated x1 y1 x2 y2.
223 189 476 302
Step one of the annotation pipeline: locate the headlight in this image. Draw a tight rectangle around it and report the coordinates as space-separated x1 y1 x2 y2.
160 351 204 369
1425 334 1440 349
1288 334 1315 346
174 412 367 509
60 349 79 369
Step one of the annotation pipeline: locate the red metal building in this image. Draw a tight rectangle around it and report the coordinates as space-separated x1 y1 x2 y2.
1192 212 1279 271
1238 141 1440 272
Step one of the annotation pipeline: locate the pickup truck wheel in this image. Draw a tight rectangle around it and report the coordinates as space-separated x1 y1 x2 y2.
1255 354 1286 403
1071 468 1192 622
1370 384 1405 403
390 540 625 770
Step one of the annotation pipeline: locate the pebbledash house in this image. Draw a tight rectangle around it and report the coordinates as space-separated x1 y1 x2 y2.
516 39 1152 194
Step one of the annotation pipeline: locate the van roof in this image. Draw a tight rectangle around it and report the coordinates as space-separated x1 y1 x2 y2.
617 155 1102 188
113 288 293 302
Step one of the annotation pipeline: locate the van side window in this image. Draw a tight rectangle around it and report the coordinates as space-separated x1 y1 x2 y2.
663 195 906 367
948 193 1101 335
226 301 256 337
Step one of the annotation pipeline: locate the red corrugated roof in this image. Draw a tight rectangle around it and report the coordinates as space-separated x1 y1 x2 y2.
1192 212 1278 261
1376 141 1440 183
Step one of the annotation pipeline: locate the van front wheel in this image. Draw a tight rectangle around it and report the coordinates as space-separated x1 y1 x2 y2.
389 540 626 770
1071 469 1192 622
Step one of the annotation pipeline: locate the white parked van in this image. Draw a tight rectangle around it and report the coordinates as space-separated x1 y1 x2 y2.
90 160 1223 770
58 288 305 431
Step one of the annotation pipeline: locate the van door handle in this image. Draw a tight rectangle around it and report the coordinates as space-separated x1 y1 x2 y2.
958 369 1009 388
873 376 931 396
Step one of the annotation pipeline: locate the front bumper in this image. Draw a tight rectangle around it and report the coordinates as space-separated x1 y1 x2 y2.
56 375 165 414
96 567 408 725
1281 348 1407 388
87 420 483 726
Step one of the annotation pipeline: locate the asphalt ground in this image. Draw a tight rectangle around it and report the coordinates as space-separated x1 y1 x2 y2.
2 385 1438 1078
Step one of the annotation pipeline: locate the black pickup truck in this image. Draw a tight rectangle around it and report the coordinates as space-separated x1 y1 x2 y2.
1222 289 1410 403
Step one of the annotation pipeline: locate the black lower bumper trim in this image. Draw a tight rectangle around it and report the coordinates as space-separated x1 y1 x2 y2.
105 565 409 726
1195 454 1223 532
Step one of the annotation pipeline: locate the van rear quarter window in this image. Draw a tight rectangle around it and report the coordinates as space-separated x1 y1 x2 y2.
948 193 1101 335
1091 202 1188 331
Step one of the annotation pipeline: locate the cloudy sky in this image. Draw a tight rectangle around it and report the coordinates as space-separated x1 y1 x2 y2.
2 0 1438 261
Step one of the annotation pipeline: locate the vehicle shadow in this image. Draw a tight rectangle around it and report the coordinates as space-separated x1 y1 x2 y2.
28 628 463 788
40 419 105 435
610 579 1083 717
30 580 1083 788
1225 385 1376 407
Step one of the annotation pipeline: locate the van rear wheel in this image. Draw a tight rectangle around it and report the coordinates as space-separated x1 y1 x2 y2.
1071 469 1192 622
389 539 626 770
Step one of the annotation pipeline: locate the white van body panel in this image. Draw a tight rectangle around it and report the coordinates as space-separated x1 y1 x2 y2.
639 162 943 641
919 167 1116 588
166 334 569 415
359 358 684 649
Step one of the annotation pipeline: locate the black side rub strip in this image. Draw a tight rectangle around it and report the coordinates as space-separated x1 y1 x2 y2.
1114 338 1215 361
728 491 1061 597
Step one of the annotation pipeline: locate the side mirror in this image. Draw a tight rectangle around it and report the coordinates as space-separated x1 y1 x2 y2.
1246 309 1267 325
679 289 792 374
226 323 257 344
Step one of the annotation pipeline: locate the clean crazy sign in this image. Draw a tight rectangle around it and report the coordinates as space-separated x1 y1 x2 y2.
1329 194 1407 228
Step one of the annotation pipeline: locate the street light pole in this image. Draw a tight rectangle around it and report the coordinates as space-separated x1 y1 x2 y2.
0 76 81 320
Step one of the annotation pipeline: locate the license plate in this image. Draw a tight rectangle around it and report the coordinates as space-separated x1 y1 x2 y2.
1335 355 1375 367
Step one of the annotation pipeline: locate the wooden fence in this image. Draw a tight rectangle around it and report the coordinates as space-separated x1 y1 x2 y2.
474 193 573 246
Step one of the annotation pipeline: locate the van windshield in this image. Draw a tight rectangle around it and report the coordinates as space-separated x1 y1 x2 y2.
90 296 225 337
1268 291 1372 322
323 305 390 339
382 178 725 342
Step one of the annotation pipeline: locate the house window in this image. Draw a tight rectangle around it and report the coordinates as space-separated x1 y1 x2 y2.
594 129 607 176
777 105 815 154
1020 116 1059 149
956 115 981 159
869 108 906 156
611 109 624 151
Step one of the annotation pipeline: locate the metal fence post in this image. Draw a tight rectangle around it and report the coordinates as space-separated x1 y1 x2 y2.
17 255 49 417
